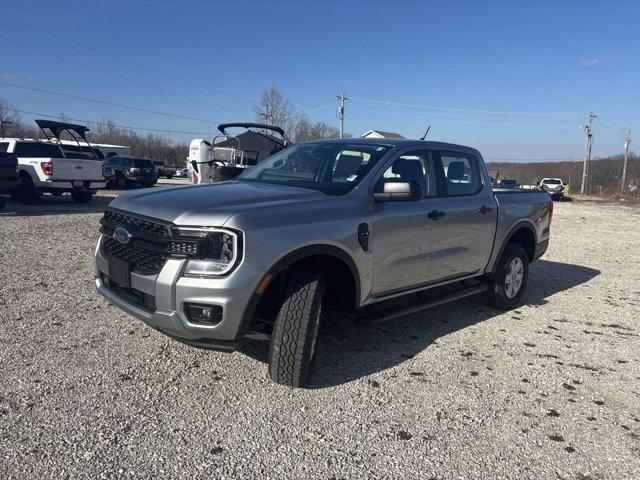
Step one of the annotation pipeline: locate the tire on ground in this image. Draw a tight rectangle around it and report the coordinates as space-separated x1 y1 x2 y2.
71 191 93 203
485 242 529 311
268 270 326 388
18 174 42 205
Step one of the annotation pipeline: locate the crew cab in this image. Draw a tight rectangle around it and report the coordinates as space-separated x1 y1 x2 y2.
95 139 552 387
0 152 20 210
2 120 106 204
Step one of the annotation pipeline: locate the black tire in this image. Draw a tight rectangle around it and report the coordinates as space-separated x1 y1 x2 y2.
71 191 93 204
116 173 127 189
485 243 529 311
18 175 42 205
268 271 326 388
166 174 173 179
0 197 5 211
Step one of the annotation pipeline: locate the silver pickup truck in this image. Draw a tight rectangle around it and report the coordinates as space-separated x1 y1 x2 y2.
95 138 552 387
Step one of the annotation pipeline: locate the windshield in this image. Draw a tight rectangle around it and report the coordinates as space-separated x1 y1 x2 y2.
544 179 561 185
238 142 391 194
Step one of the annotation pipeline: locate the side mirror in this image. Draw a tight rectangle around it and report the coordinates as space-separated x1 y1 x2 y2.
374 179 423 202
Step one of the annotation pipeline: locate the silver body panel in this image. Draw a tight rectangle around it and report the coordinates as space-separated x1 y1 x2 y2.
95 140 551 346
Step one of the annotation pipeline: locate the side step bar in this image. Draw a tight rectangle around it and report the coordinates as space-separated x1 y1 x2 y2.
358 284 488 325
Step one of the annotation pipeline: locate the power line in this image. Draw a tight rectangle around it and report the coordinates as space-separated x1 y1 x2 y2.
0 17 258 107
349 105 579 128
350 101 581 123
350 96 584 117
12 108 211 135
0 81 213 123
0 34 249 116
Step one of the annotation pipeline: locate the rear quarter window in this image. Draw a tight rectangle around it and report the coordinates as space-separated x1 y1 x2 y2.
14 142 63 158
0 142 8 153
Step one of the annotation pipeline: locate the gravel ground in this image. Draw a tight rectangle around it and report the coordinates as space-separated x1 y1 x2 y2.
1 191 639 479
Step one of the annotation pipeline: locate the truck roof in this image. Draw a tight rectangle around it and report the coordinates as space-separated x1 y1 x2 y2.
302 137 482 154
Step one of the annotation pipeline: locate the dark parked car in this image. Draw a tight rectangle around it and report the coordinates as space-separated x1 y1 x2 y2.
497 178 519 189
152 160 177 179
104 157 158 188
0 152 20 210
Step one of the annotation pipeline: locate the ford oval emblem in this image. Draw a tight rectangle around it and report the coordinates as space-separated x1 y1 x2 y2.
113 227 132 244
75 166 83 169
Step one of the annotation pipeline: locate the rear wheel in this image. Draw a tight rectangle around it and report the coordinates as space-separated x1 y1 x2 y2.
0 197 5 211
268 271 326 388
485 243 529 310
71 191 93 203
18 175 42 205
116 173 127 189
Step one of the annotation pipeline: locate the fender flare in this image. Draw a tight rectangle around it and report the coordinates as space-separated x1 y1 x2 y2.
489 220 537 275
237 244 361 340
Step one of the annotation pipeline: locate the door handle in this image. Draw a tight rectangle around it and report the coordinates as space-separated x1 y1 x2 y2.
427 209 446 220
478 205 493 215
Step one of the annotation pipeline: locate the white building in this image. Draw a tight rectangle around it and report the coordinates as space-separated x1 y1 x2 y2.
361 130 405 139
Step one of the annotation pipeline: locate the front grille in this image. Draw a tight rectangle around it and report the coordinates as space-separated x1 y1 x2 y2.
103 237 167 275
104 210 169 237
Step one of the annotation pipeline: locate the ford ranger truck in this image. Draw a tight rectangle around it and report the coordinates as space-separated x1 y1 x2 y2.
95 139 552 387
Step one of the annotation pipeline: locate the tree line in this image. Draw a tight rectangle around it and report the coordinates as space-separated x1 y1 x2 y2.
487 153 639 195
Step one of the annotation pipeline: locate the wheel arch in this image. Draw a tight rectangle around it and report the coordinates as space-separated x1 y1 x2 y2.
490 221 537 275
238 244 361 339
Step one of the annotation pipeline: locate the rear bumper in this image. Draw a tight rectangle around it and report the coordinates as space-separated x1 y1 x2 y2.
42 179 106 190
534 238 549 260
94 236 264 351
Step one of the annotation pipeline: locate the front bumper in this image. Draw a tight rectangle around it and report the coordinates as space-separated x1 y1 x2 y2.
95 236 265 350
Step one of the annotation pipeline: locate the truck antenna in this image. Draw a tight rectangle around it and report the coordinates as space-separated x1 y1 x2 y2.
420 125 431 140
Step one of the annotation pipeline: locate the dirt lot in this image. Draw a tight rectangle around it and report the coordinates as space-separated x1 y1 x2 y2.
1 189 639 479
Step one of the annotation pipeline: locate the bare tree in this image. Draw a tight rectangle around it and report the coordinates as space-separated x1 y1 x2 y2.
254 87 344 142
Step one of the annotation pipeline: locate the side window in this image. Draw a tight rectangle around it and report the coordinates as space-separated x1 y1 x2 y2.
121 158 132 167
0 142 8 153
433 151 481 196
381 150 436 197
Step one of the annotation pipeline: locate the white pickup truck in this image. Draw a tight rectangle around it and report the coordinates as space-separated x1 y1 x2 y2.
1 120 106 204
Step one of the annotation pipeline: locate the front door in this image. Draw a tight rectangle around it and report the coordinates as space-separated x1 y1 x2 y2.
371 149 444 295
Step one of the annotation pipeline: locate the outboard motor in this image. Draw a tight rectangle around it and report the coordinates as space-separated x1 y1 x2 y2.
187 139 214 184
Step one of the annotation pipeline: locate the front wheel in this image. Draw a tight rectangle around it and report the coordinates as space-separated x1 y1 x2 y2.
71 191 93 203
485 243 529 311
268 271 326 388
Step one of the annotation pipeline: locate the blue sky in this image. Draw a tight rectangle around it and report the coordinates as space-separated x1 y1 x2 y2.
1 0 638 161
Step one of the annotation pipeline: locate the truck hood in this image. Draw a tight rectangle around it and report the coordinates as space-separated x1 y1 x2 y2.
107 181 326 226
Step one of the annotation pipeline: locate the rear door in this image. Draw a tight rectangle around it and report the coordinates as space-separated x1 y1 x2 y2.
427 149 497 277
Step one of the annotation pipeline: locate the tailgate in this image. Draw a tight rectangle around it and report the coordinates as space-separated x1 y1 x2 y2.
50 158 104 181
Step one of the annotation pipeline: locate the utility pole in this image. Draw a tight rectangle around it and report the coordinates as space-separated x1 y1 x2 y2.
336 93 348 138
580 112 596 195
621 128 631 193
259 106 271 125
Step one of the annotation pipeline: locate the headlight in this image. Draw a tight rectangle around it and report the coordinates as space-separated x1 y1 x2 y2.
176 227 241 277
